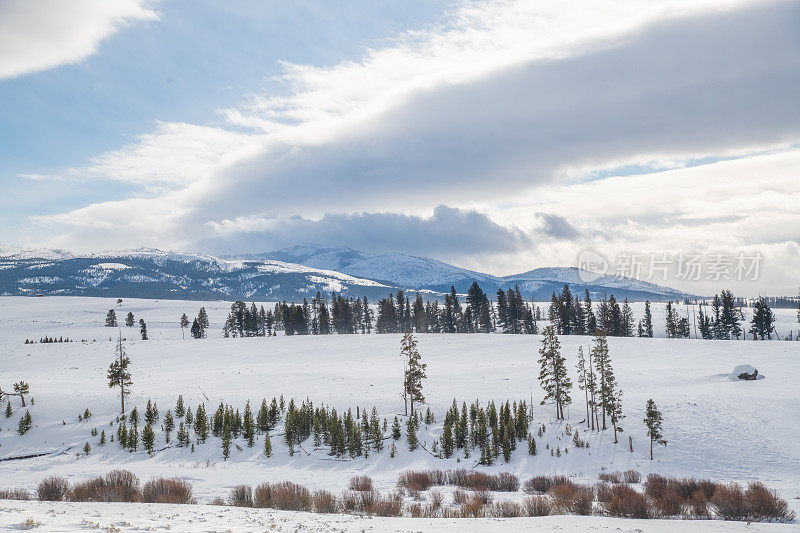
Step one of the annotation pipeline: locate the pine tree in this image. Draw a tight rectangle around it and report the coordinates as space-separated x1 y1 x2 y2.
105 309 118 327
139 319 148 340
4 401 11 418
243 400 255 447
83 441 91 455
100 430 106 445
642 300 654 337
591 331 613 431
175 395 185 417
264 430 272 457
190 318 202 339
391 416 401 440
222 416 232 459
17 410 33 434
527 434 537 455
538 326 572 420
145 399 158 424
163 410 174 444
142 423 155 455
400 332 426 417
749 297 775 340
125 311 135 327
176 422 188 447
576 346 590 428
643 399 667 459
107 333 132 413
13 381 30 406
194 403 208 442
406 416 418 451
440 422 454 458
197 307 209 334
180 313 190 339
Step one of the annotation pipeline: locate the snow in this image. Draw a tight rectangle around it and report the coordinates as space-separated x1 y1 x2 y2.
0 296 798 530
730 364 765 380
0 501 797 532
91 263 132 271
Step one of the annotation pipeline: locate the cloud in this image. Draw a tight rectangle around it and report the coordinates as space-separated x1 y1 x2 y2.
199 205 532 259
536 214 581 240
0 0 158 79
20 0 800 295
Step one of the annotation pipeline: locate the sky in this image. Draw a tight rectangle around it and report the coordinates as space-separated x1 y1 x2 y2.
1 0 799 296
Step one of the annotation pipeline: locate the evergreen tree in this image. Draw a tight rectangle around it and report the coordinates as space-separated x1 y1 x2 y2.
163 410 174 444
4 400 10 418
83 441 91 455
175 395 185 417
391 416 401 440
142 423 155 455
100 430 106 445
190 318 202 339
406 416 418 451
620 298 634 337
264 430 272 457
197 307 209 334
401 332 427 417
584 290 597 334
17 410 33 434
538 326 571 420
665 301 678 338
749 297 775 340
194 403 208 442
180 313 190 339
591 331 614 431
125 311 135 327
105 309 118 327
222 415 232 459
642 300 654 337
107 333 132 413
12 381 30 406
243 400 255 447
576 346 590 428
145 399 158 424
139 318 148 340
643 399 667 459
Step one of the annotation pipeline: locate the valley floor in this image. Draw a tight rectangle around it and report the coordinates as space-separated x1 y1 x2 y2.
1 500 799 532
1 296 799 530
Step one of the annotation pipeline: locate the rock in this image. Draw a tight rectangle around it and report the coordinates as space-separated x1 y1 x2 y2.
731 364 763 380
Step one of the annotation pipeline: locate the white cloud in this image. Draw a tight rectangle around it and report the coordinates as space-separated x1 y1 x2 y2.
0 0 158 79
20 0 800 295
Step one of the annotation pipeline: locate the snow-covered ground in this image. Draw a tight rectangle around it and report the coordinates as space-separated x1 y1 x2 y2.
1 501 798 532
0 296 799 531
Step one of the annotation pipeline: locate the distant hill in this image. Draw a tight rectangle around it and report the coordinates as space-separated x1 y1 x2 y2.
0 244 688 301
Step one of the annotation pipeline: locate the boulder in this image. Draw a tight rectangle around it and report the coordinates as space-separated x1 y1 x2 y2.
731 364 763 380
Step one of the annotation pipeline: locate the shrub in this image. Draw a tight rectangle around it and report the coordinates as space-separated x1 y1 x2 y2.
689 491 710 519
142 477 194 504
472 490 493 505
267 481 311 511
37 476 68 501
459 496 486 518
744 482 794 522
311 490 338 513
651 488 683 517
523 495 553 516
643 474 669 500
209 496 225 506
229 485 253 507
253 483 271 508
398 470 435 491
599 472 621 484
711 483 747 520
452 489 467 505
67 470 141 502
0 488 30 500
605 484 650 519
548 481 594 515
595 483 613 504
622 470 641 484
348 475 373 492
495 472 520 492
523 475 568 494
357 489 379 511
489 500 525 517
428 489 443 509
370 493 402 517
103 470 141 502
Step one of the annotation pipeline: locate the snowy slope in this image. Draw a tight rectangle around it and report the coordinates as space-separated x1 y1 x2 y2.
0 247 394 301
253 244 689 300
1 296 799 512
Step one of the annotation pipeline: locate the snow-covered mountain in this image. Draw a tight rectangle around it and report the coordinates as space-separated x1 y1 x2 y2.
249 245 689 300
0 247 393 301
0 244 689 301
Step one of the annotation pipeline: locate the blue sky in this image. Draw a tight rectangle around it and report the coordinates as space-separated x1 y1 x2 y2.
1 0 799 295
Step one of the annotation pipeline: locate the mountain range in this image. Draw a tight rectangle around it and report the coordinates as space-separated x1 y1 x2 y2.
0 244 688 301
